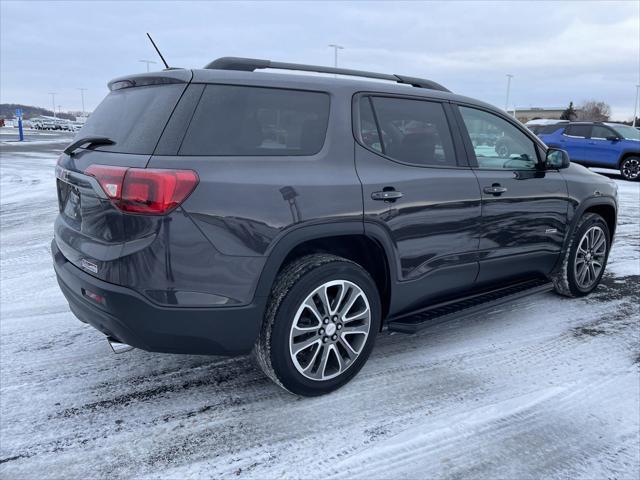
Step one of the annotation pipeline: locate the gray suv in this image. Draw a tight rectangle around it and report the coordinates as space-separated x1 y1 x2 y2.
53 57 618 396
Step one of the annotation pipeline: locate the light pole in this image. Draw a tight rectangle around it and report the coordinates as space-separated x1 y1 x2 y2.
49 92 57 118
505 74 513 112
328 44 344 70
633 84 640 128
139 59 157 72
77 88 87 116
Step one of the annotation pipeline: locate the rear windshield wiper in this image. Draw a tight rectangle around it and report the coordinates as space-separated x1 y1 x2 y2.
64 136 115 156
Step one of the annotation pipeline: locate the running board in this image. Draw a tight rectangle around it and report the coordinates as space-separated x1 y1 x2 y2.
387 279 553 334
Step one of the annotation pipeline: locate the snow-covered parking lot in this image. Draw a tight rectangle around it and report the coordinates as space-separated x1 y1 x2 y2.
1 135 639 479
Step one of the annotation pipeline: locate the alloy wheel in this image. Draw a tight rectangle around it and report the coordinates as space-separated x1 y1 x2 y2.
621 158 640 180
574 226 607 290
289 280 371 381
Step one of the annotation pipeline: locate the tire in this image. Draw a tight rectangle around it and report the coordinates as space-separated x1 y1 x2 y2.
552 213 610 297
620 156 640 181
255 254 381 396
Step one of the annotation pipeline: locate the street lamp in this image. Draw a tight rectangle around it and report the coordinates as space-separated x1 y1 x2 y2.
49 92 57 118
634 84 640 128
504 74 514 113
77 88 87 116
139 59 157 72
328 44 344 70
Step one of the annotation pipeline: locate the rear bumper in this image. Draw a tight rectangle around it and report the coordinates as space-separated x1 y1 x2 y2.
52 240 265 355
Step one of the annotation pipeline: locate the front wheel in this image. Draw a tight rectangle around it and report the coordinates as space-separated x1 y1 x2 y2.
620 156 640 181
255 254 381 396
552 213 610 297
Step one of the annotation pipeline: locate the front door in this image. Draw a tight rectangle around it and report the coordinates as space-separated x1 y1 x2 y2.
354 94 482 315
456 105 570 286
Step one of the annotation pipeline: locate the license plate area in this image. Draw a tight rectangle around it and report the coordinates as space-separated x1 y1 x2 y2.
58 179 82 224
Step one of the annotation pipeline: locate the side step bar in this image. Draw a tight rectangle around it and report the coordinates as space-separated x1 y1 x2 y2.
387 279 553 334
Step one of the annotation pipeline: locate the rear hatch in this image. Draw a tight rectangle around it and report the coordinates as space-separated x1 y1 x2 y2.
55 70 192 283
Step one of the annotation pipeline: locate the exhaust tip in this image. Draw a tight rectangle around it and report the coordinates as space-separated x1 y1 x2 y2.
107 337 134 354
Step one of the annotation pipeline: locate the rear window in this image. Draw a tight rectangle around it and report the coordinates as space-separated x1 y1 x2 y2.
77 84 185 155
365 96 457 167
565 124 591 138
178 85 330 156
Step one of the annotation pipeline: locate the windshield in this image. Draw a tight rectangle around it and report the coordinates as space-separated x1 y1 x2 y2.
607 124 640 140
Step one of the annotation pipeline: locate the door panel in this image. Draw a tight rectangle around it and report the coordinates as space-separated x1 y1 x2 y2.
472 169 569 284
559 124 591 163
355 96 482 316
587 125 620 166
455 105 570 285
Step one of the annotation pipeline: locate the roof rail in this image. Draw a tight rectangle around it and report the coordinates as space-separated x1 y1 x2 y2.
204 57 451 93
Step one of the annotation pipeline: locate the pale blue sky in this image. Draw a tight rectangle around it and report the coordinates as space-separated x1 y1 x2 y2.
1 1 638 119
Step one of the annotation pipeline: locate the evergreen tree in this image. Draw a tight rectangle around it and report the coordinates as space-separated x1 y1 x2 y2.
560 102 577 121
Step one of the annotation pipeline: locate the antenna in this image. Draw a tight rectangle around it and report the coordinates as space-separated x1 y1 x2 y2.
146 33 170 69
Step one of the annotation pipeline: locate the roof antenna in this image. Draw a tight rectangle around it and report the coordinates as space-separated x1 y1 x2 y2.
146 33 170 69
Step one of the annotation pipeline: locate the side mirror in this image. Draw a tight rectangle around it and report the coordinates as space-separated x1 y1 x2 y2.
546 148 570 169
605 135 620 142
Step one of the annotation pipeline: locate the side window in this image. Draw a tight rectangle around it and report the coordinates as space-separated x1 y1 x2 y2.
179 85 330 156
459 106 538 170
565 124 591 138
365 96 457 167
590 125 613 139
358 97 382 153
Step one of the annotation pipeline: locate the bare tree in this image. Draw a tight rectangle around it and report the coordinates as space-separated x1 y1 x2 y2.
576 100 611 122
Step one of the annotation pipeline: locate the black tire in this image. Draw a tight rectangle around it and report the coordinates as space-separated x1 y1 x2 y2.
620 156 640 181
552 213 611 297
255 254 381 396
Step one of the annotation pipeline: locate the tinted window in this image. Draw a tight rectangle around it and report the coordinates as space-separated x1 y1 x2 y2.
366 97 456 167
459 106 538 170
540 124 567 134
78 84 185 154
591 125 614 139
565 124 591 138
358 97 382 153
179 85 330 156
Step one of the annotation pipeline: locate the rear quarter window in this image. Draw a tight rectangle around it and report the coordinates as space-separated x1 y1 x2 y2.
179 85 330 156
77 84 186 155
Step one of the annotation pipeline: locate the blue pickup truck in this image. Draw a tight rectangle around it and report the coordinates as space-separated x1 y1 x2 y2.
538 122 640 181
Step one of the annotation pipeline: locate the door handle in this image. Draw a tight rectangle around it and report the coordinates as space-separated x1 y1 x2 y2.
483 184 507 196
371 190 403 202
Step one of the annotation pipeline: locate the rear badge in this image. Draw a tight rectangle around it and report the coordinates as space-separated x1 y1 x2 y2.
81 259 98 274
545 228 558 234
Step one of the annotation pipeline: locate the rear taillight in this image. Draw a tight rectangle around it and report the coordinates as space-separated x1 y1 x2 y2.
85 165 198 215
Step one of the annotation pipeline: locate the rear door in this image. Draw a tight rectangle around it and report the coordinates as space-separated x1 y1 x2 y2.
55 72 190 283
455 105 569 285
354 94 482 315
559 124 592 163
586 124 620 166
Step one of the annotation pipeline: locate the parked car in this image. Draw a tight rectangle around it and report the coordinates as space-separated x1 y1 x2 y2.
539 121 640 180
525 119 569 136
53 58 618 396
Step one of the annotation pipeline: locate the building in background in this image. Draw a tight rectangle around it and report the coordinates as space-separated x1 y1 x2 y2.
515 107 582 124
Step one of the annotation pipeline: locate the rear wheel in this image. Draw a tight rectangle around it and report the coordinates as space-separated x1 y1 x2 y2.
552 213 610 297
620 156 640 181
255 254 381 396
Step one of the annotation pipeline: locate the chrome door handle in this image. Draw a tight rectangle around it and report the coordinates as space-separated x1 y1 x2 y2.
483 185 507 196
371 190 403 202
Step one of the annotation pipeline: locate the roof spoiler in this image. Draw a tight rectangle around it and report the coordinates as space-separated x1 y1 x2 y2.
204 56 451 92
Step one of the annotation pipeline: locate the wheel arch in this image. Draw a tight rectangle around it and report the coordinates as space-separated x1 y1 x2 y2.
618 150 640 167
254 221 395 321
566 196 617 250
